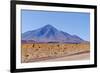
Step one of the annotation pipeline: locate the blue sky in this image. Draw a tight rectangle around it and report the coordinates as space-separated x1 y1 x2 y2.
21 10 90 41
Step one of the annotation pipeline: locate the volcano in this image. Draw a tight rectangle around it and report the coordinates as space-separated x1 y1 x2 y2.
22 24 85 43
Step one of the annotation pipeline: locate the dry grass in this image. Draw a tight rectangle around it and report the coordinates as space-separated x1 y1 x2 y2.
21 43 90 63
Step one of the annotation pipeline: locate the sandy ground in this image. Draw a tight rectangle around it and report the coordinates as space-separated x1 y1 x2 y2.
22 51 90 63
42 52 90 62
22 43 90 63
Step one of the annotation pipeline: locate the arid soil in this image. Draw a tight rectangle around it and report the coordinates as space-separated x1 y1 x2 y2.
21 43 90 63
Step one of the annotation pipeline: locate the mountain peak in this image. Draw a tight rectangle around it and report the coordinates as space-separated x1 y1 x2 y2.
45 24 53 26
43 24 55 28
42 24 57 31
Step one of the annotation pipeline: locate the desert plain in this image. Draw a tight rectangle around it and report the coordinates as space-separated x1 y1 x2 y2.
21 43 90 63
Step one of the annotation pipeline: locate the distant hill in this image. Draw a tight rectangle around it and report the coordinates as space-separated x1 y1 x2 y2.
22 24 86 43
